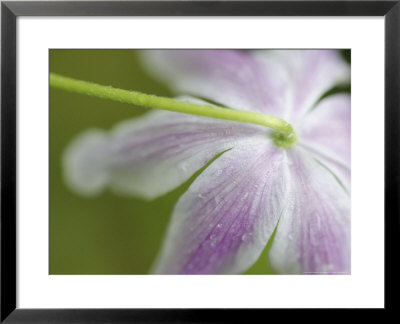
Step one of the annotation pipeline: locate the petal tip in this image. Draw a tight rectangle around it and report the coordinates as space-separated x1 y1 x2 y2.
63 129 110 197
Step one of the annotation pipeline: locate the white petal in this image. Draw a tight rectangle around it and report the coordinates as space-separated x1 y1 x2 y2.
140 50 289 115
269 149 351 274
63 130 111 196
153 139 289 274
63 98 268 199
256 50 350 121
299 94 351 191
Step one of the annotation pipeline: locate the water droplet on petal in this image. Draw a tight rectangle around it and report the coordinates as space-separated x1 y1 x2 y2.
241 233 253 242
179 162 188 171
209 234 217 247
214 196 223 206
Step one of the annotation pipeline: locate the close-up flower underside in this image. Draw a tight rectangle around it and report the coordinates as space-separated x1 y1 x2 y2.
60 50 351 275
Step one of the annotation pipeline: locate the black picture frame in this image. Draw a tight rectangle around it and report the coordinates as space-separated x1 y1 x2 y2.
1 0 399 322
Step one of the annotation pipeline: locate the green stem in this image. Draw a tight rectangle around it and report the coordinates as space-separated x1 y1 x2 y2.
50 73 297 145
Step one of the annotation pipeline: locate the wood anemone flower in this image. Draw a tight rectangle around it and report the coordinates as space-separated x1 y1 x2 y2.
64 50 351 274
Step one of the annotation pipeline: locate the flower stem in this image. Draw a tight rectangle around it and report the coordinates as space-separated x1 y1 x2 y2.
50 73 297 145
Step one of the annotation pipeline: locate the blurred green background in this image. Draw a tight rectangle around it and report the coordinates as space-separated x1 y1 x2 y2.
49 50 278 274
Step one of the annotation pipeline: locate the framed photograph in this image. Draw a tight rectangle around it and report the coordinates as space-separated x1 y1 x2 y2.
1 0 398 321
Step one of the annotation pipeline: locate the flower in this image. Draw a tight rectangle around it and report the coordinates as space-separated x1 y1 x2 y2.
64 50 351 274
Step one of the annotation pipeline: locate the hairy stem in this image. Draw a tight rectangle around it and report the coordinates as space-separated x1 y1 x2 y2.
50 73 297 145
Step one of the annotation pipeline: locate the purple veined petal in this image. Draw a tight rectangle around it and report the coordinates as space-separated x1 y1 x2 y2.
269 149 350 275
152 139 289 274
298 94 351 191
256 50 350 122
63 97 269 200
140 50 290 115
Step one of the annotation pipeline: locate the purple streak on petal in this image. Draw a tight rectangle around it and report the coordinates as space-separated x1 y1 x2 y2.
153 140 288 274
299 94 351 190
269 149 350 274
141 50 289 115
63 98 269 200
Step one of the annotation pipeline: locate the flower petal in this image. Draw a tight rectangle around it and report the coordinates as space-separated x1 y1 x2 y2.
257 50 350 121
299 94 351 190
63 98 268 200
141 50 288 115
153 140 288 274
269 149 351 274
62 130 112 196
